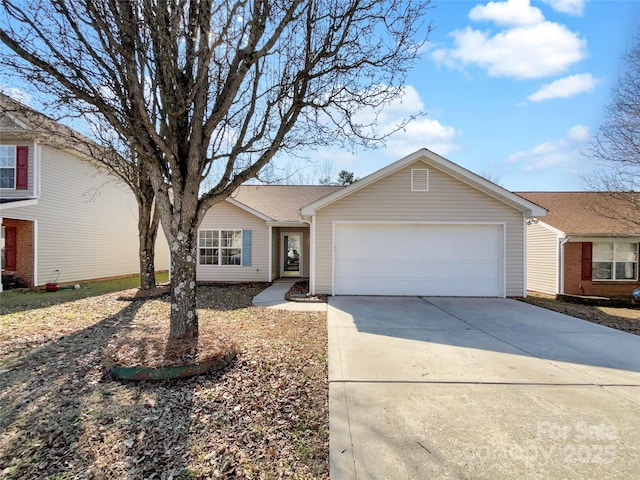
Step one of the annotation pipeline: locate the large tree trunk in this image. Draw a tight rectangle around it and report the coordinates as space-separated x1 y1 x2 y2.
169 234 199 339
138 209 159 290
139 238 156 290
137 175 160 290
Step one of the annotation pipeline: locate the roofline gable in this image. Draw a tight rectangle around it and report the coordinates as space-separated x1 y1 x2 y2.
225 197 273 222
534 220 566 237
0 109 31 131
300 148 547 217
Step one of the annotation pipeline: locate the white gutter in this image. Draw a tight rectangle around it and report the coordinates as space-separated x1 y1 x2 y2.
558 236 570 295
301 216 315 294
268 224 273 282
33 220 38 287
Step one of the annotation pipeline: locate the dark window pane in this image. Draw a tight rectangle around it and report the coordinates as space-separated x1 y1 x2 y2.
0 169 14 188
615 262 637 280
592 262 612 280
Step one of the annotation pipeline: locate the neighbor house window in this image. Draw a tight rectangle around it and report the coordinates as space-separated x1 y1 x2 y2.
0 146 16 189
592 242 638 281
198 230 242 265
0 145 28 189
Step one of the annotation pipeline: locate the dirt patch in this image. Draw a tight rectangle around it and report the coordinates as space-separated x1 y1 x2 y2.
0 284 328 479
285 280 328 303
117 283 171 301
518 294 640 336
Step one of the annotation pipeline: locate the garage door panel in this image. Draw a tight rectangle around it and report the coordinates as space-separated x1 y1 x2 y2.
334 224 502 296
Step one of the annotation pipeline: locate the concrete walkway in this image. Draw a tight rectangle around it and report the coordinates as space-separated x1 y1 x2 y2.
252 279 327 312
329 296 640 479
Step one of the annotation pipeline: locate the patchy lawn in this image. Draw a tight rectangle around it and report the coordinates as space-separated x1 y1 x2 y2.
519 294 640 336
0 284 328 479
0 271 169 315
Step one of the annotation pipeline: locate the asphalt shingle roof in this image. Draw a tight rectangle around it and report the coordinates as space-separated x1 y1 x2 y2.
516 191 637 236
230 185 343 222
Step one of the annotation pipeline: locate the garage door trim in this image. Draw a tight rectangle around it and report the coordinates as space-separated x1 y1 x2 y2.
331 221 506 297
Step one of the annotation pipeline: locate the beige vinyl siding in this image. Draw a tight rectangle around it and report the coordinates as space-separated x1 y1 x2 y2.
3 144 169 285
526 222 560 295
197 201 269 282
313 160 525 296
0 139 36 198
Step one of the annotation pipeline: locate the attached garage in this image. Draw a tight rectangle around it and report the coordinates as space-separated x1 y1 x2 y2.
334 223 503 297
300 149 547 297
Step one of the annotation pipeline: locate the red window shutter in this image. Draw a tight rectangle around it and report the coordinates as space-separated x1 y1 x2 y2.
4 226 17 271
15 146 28 190
581 242 592 280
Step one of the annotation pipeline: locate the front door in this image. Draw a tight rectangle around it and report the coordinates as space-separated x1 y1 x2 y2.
3 226 17 271
281 232 302 277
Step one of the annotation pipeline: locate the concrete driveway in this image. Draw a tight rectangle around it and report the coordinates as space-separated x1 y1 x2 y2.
328 296 640 479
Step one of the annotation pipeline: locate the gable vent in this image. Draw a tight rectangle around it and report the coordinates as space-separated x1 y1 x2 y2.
411 168 429 191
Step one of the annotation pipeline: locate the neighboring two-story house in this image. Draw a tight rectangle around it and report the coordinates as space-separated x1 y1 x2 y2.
0 93 168 291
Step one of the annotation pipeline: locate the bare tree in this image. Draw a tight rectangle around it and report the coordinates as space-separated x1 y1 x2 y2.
585 34 640 233
1 0 431 339
315 160 334 185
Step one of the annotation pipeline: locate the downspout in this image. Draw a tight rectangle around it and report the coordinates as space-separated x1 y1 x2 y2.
0 220 3 293
268 225 273 282
34 140 42 198
301 215 315 294
558 236 569 295
523 214 527 298
33 220 38 287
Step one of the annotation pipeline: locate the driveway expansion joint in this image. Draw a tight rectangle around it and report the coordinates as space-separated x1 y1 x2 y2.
329 379 640 387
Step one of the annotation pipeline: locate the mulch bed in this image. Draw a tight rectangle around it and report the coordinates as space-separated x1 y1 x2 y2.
0 284 329 479
285 280 328 303
518 294 640 336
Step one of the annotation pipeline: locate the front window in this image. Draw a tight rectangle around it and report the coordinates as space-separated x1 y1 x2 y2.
0 146 16 189
198 230 242 265
593 242 638 281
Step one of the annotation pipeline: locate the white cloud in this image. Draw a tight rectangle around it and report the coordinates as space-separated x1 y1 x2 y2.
283 85 461 178
506 124 591 172
345 85 460 157
385 117 460 158
433 21 586 79
469 0 544 27
375 85 425 123
528 73 599 101
432 0 587 80
566 124 590 142
360 86 460 157
541 0 585 16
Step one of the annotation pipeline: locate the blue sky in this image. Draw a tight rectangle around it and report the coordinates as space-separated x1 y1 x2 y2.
3 0 639 191
295 0 640 191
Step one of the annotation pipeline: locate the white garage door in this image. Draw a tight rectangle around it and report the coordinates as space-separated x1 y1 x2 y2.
334 223 502 296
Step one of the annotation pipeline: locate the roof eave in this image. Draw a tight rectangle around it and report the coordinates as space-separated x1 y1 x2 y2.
225 197 274 222
0 198 38 211
565 233 640 239
267 220 308 227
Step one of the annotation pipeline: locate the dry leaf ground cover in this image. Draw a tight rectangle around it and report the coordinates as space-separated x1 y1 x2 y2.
518 294 640 336
0 284 328 479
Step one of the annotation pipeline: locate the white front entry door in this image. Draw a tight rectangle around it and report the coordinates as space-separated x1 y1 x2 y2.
282 232 303 277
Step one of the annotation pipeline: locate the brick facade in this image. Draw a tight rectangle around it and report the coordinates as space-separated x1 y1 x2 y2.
563 241 640 297
2 218 34 286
